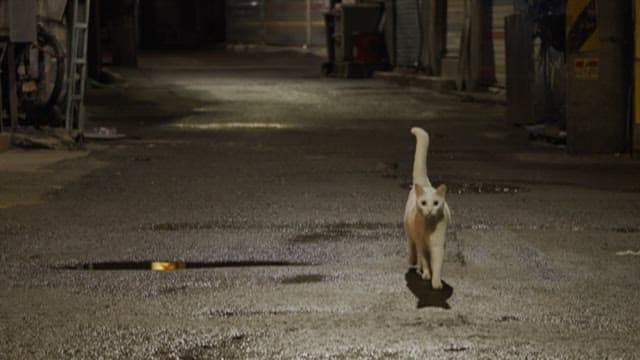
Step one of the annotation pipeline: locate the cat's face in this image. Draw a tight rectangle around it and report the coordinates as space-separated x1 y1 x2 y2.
415 184 447 217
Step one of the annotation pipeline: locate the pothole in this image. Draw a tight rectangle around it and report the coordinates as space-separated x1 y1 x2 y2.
288 230 352 243
611 227 640 233
288 222 401 243
455 223 640 233
146 221 403 235
200 307 336 318
400 181 526 194
56 260 311 271
497 315 520 322
450 182 525 194
150 222 216 231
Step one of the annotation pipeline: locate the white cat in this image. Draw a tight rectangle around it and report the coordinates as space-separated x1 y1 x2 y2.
404 127 451 290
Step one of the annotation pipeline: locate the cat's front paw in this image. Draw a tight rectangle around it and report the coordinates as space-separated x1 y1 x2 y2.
431 278 443 290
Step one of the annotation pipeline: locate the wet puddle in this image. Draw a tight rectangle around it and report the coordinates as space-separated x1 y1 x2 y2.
57 260 310 271
444 346 469 353
279 274 325 284
150 222 217 231
405 269 453 309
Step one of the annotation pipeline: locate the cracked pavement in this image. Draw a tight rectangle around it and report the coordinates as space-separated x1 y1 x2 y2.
1 50 639 359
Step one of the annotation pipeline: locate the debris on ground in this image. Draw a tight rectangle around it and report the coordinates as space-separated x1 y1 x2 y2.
524 123 566 145
84 127 126 140
99 67 125 84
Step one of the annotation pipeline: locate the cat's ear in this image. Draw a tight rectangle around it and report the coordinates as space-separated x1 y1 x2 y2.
436 184 447 196
414 184 424 196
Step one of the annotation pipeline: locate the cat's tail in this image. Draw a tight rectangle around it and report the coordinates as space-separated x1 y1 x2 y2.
411 127 431 187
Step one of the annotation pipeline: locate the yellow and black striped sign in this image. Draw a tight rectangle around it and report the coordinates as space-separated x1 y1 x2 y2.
566 0 600 53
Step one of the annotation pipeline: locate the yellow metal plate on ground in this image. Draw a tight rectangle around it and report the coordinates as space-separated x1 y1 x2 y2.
151 261 186 271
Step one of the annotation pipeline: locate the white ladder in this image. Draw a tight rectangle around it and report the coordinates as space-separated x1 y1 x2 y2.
65 0 91 132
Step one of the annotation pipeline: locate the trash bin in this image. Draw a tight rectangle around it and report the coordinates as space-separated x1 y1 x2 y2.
353 32 383 65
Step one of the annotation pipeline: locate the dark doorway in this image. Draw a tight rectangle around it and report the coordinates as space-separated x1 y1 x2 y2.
139 0 225 49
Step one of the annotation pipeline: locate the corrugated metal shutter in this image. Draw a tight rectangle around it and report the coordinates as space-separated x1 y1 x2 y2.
265 0 327 45
395 0 420 67
266 0 306 45
227 0 329 46
226 0 264 43
309 0 329 45
491 0 512 87
445 0 464 59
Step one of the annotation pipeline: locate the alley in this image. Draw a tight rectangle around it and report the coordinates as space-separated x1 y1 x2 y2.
1 50 640 359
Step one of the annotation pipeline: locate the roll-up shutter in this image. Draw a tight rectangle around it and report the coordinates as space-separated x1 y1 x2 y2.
395 0 420 67
309 0 330 46
227 0 329 46
226 0 264 43
265 0 328 45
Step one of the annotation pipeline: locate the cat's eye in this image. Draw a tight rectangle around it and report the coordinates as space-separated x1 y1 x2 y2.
433 201 439 206
421 201 427 206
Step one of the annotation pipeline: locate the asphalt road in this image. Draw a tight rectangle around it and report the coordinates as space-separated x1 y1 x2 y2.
1 50 640 359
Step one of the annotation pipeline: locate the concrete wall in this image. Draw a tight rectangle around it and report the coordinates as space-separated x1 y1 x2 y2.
566 0 632 154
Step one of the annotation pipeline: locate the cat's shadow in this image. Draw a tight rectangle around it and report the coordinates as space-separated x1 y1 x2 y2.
405 269 454 309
